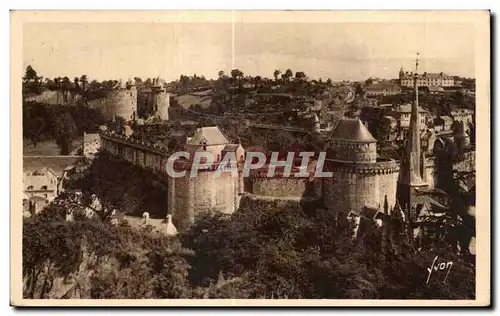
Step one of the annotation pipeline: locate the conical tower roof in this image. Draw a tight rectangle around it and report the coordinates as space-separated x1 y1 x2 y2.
329 118 376 143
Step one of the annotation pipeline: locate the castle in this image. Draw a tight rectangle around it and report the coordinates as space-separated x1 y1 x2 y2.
95 59 474 231
98 116 474 231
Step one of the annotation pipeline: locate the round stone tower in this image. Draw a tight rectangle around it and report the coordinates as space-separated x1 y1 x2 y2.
112 79 137 121
327 118 377 163
323 118 399 213
151 77 170 121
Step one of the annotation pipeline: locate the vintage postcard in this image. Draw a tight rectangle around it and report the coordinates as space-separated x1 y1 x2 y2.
11 10 490 307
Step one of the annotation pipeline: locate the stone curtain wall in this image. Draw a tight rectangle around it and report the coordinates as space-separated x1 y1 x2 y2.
251 177 311 198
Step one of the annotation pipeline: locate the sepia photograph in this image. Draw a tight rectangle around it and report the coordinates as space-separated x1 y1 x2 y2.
10 10 490 307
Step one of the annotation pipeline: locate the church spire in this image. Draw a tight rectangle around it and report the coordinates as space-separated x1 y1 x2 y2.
398 53 427 188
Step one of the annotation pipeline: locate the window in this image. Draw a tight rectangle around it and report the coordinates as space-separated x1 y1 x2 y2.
27 185 33 190
41 185 48 190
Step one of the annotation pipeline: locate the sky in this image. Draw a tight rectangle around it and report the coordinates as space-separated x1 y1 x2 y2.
22 21 475 82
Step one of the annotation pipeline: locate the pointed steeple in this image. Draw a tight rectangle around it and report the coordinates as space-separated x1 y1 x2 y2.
398 52 427 188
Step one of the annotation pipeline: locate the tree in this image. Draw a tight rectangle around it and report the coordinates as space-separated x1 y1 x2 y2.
80 75 88 91
254 76 262 89
133 77 142 86
23 65 38 83
273 69 281 81
60 76 72 104
355 83 364 97
22 65 42 95
53 111 77 155
284 69 293 82
179 75 191 93
74 77 80 92
367 111 391 144
326 78 332 86
295 71 306 80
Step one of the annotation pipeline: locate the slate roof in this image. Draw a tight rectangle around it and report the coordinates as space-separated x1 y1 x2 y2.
329 118 376 143
428 86 444 92
24 156 81 178
394 104 426 113
222 144 241 152
365 83 401 91
187 126 229 146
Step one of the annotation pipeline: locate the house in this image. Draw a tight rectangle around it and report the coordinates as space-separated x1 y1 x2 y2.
365 83 402 97
433 116 454 132
385 115 398 131
451 108 474 128
24 167 58 201
23 168 58 216
393 104 429 129
427 86 445 94
23 156 80 214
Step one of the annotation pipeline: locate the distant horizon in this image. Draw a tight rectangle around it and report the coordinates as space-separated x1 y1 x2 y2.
23 22 475 83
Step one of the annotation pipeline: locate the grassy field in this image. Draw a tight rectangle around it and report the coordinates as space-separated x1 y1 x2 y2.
23 137 83 156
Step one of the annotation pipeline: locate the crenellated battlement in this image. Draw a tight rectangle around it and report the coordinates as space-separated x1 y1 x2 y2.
324 159 400 175
100 131 170 156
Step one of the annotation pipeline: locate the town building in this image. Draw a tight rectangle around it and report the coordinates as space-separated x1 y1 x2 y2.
427 86 445 94
393 104 430 130
23 168 59 214
433 116 454 132
451 108 474 127
399 67 455 87
23 156 81 215
365 83 402 97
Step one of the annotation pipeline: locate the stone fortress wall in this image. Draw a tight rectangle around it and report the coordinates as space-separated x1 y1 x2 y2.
99 129 476 229
168 170 240 230
100 132 242 229
323 159 400 213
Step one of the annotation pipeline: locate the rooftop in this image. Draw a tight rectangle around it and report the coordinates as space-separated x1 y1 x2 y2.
365 83 401 91
394 104 426 113
222 144 241 152
329 118 376 143
187 126 230 146
24 156 81 178
428 86 445 92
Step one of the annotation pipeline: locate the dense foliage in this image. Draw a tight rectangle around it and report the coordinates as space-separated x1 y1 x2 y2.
23 101 106 153
23 176 475 299
21 66 476 300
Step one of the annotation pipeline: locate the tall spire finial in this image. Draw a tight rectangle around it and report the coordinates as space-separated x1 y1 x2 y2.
398 52 427 188
415 52 420 74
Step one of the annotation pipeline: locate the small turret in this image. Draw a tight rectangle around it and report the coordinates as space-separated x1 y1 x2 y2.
313 113 321 132
166 214 178 236
142 211 150 226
